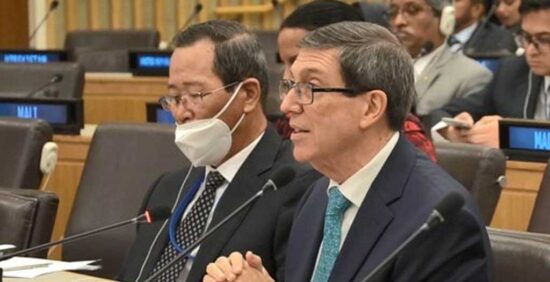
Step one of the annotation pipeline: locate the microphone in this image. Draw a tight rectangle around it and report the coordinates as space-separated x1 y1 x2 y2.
26 74 63 98
462 3 501 55
0 206 171 261
360 192 465 282
181 2 203 30
28 0 59 45
144 166 297 282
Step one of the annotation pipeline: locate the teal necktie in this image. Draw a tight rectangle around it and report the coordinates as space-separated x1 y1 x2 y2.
312 186 351 282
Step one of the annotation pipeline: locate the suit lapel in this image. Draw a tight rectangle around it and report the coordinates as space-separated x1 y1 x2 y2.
286 178 328 282
525 73 544 118
415 47 450 104
187 126 282 281
329 136 417 281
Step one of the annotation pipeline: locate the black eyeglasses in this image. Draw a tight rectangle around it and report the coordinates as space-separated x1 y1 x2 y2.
515 31 550 53
279 79 357 105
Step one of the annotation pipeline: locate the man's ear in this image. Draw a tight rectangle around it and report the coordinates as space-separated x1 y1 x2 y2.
240 78 262 113
359 90 388 129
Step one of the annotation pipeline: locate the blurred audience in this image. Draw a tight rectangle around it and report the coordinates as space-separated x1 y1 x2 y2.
389 0 493 116
429 0 550 148
496 0 523 30
275 0 437 161
451 0 517 54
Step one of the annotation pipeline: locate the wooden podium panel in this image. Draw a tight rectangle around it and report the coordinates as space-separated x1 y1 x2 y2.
491 161 546 231
45 134 92 259
83 74 168 124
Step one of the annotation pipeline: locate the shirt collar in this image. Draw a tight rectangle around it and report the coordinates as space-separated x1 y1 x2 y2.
454 22 479 44
206 132 264 183
545 76 550 93
328 132 400 208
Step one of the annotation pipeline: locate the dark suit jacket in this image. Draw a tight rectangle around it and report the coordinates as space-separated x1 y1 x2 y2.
285 136 493 282
462 21 517 56
428 56 544 127
119 126 321 282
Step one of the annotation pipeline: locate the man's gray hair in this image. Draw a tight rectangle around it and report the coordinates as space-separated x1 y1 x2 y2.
172 20 269 103
300 21 416 130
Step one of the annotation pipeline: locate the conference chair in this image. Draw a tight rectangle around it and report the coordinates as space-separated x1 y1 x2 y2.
0 62 84 99
0 187 59 258
488 227 550 282
528 158 550 234
0 118 53 190
435 142 506 224
64 29 160 72
62 123 189 279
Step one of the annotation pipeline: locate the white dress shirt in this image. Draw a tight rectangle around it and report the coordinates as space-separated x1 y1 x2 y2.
450 22 478 53
533 76 550 120
311 132 400 280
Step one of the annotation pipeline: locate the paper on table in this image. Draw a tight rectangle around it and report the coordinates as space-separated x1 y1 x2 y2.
0 256 101 279
0 244 16 251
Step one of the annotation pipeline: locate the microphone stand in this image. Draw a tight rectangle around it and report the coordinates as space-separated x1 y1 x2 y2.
0 214 147 261
144 187 270 282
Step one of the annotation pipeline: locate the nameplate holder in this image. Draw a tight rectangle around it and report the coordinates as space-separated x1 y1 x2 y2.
0 97 83 135
500 118 550 162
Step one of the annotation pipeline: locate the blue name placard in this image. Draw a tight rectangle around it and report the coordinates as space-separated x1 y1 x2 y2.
0 102 68 123
0 50 67 64
509 126 550 151
129 50 172 76
156 109 175 124
138 55 170 69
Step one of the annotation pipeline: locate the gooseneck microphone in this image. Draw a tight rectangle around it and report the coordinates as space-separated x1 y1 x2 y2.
0 206 171 261
26 74 63 98
360 192 465 282
28 0 59 45
144 166 297 282
181 2 203 30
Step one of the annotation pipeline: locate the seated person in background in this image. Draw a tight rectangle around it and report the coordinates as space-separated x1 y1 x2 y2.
429 0 550 148
204 21 492 282
451 0 517 55
389 0 493 116
275 0 437 161
119 20 320 282
496 0 522 31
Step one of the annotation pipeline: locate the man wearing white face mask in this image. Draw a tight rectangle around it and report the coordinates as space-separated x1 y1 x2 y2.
119 20 320 282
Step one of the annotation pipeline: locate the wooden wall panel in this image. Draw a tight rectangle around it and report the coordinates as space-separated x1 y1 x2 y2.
0 0 29 48
35 0 321 49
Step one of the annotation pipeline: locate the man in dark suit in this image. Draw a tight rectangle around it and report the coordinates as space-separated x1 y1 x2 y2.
452 0 517 55
203 22 492 282
119 20 320 282
429 0 550 148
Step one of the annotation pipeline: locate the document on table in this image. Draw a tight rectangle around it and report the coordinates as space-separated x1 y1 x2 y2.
0 244 16 256
0 256 101 278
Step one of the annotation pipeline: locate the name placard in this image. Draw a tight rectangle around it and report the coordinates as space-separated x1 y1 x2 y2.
500 118 550 162
129 50 172 76
0 97 83 134
146 102 175 124
0 49 68 64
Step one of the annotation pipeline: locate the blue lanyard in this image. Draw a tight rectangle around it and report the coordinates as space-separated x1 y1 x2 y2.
168 173 205 254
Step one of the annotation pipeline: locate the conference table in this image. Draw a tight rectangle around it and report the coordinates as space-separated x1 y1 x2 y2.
43 74 548 259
